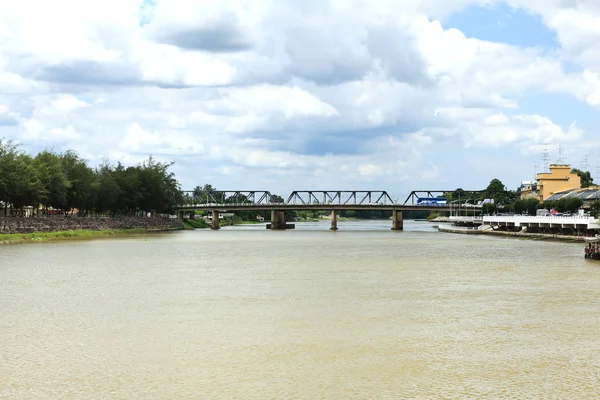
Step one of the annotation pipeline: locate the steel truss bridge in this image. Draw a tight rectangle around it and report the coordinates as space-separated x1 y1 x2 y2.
178 189 486 230
178 189 483 212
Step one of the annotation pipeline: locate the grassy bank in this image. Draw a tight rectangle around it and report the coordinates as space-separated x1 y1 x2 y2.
184 218 210 229
0 228 171 244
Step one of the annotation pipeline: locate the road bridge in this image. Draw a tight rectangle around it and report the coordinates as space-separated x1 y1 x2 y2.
178 190 461 231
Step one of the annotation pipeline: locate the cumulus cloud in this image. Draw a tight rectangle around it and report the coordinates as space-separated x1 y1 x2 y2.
0 0 599 196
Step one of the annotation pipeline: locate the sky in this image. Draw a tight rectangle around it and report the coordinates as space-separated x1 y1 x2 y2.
1 0 600 201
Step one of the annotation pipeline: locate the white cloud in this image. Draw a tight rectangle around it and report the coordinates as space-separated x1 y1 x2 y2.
40 94 89 115
359 164 384 176
1 0 599 196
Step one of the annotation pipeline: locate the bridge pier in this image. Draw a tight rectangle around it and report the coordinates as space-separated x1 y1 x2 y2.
270 210 286 230
211 210 220 230
330 210 338 231
392 210 403 231
267 210 295 230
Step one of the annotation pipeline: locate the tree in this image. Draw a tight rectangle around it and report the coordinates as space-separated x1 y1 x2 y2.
0 143 186 217
61 150 95 215
270 194 285 203
94 161 121 214
485 178 505 200
571 168 594 188
482 202 495 215
193 184 222 203
556 197 583 213
525 198 540 216
590 200 600 218
34 150 70 211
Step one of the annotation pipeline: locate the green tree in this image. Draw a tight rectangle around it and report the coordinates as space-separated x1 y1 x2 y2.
61 150 96 215
34 150 70 211
94 161 121 214
525 198 540 216
590 200 600 218
571 168 594 188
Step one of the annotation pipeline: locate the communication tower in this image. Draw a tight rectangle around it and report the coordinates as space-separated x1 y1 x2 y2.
542 143 550 172
557 144 564 164
582 154 589 171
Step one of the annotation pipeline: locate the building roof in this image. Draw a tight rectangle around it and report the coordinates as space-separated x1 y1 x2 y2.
545 187 600 202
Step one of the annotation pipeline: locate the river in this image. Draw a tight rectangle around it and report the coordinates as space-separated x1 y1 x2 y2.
1 220 599 398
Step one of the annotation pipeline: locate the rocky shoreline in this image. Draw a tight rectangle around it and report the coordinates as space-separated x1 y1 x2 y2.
0 216 183 235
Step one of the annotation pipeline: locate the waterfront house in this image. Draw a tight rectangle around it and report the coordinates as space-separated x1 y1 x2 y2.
520 164 581 201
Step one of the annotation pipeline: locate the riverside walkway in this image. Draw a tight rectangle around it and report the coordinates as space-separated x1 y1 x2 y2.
449 215 600 234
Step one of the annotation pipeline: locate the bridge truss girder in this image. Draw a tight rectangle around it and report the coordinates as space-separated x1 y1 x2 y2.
286 190 394 205
182 190 280 205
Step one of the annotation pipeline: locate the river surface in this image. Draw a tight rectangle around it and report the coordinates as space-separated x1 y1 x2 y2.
1 220 600 399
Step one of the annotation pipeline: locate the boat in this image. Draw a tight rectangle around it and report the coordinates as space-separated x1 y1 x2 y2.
584 236 600 260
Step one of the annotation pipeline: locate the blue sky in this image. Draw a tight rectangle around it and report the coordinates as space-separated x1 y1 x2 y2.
445 3 558 48
1 0 600 200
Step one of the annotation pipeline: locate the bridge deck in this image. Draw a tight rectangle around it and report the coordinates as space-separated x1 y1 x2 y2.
178 204 451 212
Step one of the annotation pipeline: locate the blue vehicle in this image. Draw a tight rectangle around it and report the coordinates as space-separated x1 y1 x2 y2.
416 197 447 206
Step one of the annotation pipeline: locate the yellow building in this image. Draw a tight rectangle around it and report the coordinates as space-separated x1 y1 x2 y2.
522 164 581 201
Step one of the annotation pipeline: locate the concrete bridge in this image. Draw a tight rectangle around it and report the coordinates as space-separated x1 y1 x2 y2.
177 190 458 231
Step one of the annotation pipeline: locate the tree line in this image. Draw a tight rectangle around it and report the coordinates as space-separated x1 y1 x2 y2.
3 138 599 219
0 140 182 216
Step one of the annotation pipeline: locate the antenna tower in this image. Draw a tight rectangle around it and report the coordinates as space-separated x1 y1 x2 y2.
542 143 550 172
582 154 589 171
557 144 564 164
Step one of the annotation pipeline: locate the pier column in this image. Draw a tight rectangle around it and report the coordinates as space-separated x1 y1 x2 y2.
392 210 403 231
270 210 286 230
211 210 220 230
330 210 338 231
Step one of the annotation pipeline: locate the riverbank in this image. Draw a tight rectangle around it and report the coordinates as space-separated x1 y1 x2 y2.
184 219 209 229
0 216 185 244
0 216 183 234
0 227 180 244
438 224 587 242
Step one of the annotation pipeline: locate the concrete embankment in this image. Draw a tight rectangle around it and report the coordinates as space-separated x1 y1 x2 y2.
438 224 586 242
429 216 451 223
0 216 183 235
438 224 482 235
